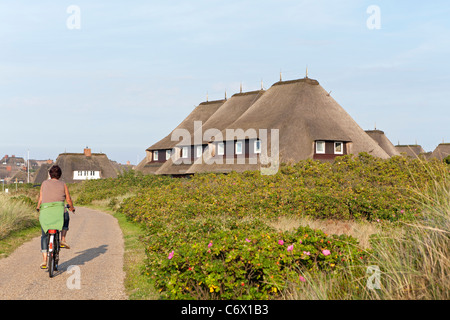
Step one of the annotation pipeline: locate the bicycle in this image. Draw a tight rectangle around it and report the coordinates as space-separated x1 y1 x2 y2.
46 204 71 278
46 228 60 278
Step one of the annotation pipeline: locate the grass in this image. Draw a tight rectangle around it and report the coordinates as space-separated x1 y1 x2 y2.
283 160 450 300
0 193 40 259
84 201 160 300
0 194 38 240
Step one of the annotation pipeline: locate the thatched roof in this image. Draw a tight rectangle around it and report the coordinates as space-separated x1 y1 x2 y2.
33 163 53 184
147 99 226 151
137 99 225 175
395 145 426 158
366 130 400 157
159 90 265 175
198 90 265 143
430 143 450 160
52 152 119 184
215 77 389 162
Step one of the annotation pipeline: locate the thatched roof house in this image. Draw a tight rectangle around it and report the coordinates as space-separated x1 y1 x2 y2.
34 148 119 184
209 77 389 167
366 130 400 157
139 75 396 176
429 143 450 161
157 90 265 175
137 99 226 174
395 144 426 158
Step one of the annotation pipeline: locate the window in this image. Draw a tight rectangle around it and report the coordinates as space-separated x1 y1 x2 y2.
181 147 189 159
334 142 343 154
153 151 159 161
235 141 243 155
78 171 82 176
316 141 325 154
196 146 203 158
254 140 261 154
217 142 225 156
166 150 171 160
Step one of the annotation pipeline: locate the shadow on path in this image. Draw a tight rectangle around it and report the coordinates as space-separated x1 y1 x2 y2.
59 244 108 271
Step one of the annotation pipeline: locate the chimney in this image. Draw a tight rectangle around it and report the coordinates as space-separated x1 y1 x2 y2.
84 147 92 157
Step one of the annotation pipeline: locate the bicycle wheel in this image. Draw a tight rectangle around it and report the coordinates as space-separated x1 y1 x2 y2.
47 233 56 278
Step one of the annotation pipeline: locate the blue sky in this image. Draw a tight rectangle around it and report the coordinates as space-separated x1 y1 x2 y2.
1 0 449 164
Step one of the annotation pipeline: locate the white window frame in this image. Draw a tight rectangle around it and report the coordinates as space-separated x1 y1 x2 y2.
181 147 189 159
153 151 159 161
235 141 243 155
254 140 261 154
334 142 344 155
316 141 325 154
196 146 203 158
217 142 225 156
166 149 171 160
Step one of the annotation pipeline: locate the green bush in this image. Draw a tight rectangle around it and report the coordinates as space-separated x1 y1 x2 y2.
145 218 367 299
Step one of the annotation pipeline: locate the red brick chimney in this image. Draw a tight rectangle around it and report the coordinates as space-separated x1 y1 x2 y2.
84 147 92 157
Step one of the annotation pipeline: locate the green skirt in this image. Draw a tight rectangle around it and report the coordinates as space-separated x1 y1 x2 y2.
39 202 65 233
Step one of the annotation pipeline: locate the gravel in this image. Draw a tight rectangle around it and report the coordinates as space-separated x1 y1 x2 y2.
0 207 128 300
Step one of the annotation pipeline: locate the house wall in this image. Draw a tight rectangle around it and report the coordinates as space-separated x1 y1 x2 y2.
73 170 101 180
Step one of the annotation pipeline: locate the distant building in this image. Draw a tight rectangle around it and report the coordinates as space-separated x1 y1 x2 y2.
34 148 120 184
395 144 426 159
365 130 400 157
429 143 450 161
137 75 396 176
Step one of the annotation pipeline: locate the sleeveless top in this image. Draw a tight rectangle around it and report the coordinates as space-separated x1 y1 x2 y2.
41 179 66 203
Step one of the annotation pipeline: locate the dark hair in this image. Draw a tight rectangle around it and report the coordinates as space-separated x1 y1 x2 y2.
49 165 62 179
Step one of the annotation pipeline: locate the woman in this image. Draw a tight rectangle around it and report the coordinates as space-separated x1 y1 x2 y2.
36 165 75 269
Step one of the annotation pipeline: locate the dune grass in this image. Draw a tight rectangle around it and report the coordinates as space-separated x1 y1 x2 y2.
284 160 449 300
0 194 38 240
0 193 40 259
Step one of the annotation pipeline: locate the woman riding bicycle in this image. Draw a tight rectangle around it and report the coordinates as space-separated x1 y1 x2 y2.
36 165 75 269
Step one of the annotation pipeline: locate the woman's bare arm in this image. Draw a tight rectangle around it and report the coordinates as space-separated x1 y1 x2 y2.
36 186 42 211
64 183 75 213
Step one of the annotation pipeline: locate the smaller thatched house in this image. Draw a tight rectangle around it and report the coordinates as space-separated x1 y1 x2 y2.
429 143 450 161
366 130 400 157
395 144 426 159
34 148 119 184
137 98 226 175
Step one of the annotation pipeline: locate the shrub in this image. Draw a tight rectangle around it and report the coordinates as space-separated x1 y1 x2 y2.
145 218 368 299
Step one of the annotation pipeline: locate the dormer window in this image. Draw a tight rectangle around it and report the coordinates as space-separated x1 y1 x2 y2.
153 151 159 161
217 142 225 156
334 142 343 155
316 141 325 154
181 147 189 159
254 140 261 154
166 150 171 160
235 141 243 155
196 146 203 158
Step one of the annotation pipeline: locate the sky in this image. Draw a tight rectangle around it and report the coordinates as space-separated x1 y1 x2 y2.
0 0 449 165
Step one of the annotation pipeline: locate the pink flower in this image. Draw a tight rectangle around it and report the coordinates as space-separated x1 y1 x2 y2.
299 276 306 282
287 245 294 252
303 251 310 256
278 240 284 245
400 210 404 214
245 238 251 243
168 251 174 260
322 249 331 256
208 241 213 248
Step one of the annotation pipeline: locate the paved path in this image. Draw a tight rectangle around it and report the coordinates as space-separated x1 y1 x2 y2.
0 207 128 300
